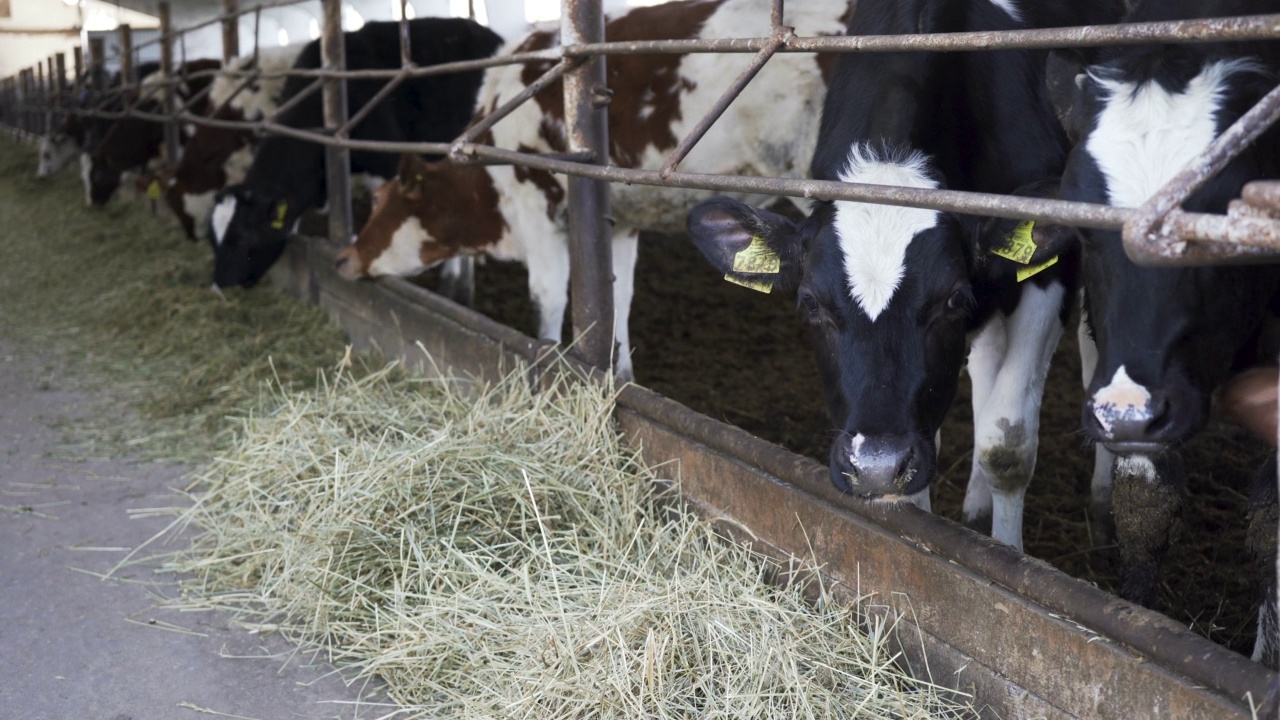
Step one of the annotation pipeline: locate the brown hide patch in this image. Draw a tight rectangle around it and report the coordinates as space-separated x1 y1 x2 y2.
515 0 724 169
175 106 251 194
515 144 565 221
352 156 507 276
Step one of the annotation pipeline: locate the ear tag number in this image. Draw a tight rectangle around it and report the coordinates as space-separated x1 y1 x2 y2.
146 180 162 200
270 202 288 230
990 220 1058 282
990 220 1037 264
731 236 780 274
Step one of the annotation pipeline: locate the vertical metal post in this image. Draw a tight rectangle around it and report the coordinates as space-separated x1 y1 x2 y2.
55 53 67 99
561 0 614 372
119 25 134 86
73 46 83 86
321 0 352 247
221 0 240 65
158 2 180 164
36 62 46 135
18 70 27 134
88 38 106 92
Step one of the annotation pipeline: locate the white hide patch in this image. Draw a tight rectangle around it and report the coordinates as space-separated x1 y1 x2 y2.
1114 454 1157 482
183 190 217 240
1086 60 1262 209
834 145 940 321
368 216 431 278
1092 365 1152 434
986 0 1022 22
210 195 237 247
222 145 254 186
79 152 93 207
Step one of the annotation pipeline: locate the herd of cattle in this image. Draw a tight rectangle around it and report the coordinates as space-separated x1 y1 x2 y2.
28 0 1280 668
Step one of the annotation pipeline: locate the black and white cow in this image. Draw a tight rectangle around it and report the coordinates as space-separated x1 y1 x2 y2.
207 17 504 290
686 0 1122 550
1027 0 1280 667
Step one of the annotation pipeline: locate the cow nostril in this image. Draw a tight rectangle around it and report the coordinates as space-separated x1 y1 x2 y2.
335 255 350 269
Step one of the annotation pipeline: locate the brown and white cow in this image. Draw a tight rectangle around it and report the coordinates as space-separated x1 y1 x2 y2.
82 58 222 206
163 46 302 240
337 0 851 379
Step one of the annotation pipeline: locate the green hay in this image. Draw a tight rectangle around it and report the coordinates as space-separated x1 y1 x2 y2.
0 137 353 461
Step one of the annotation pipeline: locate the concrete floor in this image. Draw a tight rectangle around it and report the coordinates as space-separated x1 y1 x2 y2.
0 339 385 720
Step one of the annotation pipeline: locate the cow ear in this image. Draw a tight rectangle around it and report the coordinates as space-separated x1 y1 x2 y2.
984 216 1080 270
397 154 428 200
687 197 801 294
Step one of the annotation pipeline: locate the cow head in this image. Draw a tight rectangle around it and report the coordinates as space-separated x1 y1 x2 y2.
687 145 975 498
208 185 296 288
337 154 504 281
37 132 80 178
1037 60 1280 457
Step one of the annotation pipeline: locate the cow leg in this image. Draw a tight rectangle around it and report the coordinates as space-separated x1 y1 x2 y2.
438 257 476 308
1077 302 1116 546
1112 453 1186 607
972 282 1065 550
610 230 640 382
1248 454 1278 669
525 237 571 344
963 314 1006 533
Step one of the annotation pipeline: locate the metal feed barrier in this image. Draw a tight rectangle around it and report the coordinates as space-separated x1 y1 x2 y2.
2 1 1279 718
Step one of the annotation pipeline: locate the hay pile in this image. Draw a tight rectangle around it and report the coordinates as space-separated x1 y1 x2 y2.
0 137 351 461
166 357 977 719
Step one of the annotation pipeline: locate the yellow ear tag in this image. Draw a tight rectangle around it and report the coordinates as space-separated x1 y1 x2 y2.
990 220 1037 265
146 180 162 200
731 236 780 274
1016 255 1058 282
270 202 288 230
725 274 773 294
990 220 1058 282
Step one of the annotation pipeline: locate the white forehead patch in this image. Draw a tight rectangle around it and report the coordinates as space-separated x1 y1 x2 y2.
368 216 430 278
1092 365 1152 433
834 145 940 321
211 195 237 247
1086 60 1260 209
79 153 93 207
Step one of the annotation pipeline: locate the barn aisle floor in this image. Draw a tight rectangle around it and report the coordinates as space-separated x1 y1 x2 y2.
0 338 383 720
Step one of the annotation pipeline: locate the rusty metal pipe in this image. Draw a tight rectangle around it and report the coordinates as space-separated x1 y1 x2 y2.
562 0 614 373
660 27 792 179
335 68 410 139
159 2 182 166
449 59 575 159
567 14 1280 56
221 0 240 64
320 0 352 248
1124 81 1280 265
264 76 324 123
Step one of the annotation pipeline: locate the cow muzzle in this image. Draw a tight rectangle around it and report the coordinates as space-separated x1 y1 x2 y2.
830 433 921 496
335 246 366 281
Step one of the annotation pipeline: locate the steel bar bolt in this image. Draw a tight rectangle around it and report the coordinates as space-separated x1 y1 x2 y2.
562 0 614 372
321 0 353 248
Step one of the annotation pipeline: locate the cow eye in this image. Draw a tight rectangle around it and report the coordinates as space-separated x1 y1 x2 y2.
798 290 819 318
946 286 973 313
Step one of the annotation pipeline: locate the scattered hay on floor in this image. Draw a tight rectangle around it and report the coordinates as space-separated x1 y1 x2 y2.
0 137 352 462
164 355 979 719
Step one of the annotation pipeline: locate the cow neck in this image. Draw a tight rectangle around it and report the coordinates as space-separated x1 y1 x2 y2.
416 162 507 252
242 134 327 215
